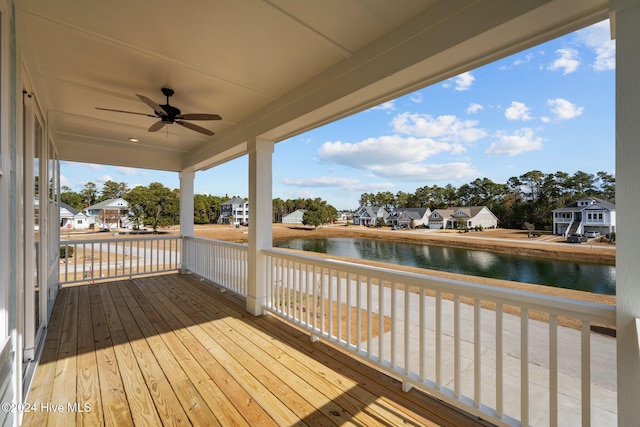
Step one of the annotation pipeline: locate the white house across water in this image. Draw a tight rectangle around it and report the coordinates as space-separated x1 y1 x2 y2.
552 197 616 237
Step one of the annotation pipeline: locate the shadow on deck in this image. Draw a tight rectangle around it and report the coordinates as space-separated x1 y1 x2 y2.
23 273 493 426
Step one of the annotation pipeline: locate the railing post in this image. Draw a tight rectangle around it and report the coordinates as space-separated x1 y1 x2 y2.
246 138 274 316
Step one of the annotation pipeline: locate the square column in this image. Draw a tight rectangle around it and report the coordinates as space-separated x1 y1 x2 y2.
180 171 195 274
246 138 274 315
180 170 195 237
611 1 640 425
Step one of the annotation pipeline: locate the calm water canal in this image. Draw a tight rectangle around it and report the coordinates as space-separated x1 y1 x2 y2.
274 237 616 295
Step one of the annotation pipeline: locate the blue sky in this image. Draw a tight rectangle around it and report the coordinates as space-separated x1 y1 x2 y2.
62 20 615 211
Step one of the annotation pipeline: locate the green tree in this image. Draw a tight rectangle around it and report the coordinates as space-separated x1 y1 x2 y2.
596 171 615 201
358 193 375 207
443 184 458 207
193 194 224 224
569 170 596 197
124 182 179 231
273 198 286 223
80 182 98 207
519 170 545 202
375 191 396 211
60 186 83 210
302 210 323 228
100 180 128 201
395 191 410 208
301 198 337 228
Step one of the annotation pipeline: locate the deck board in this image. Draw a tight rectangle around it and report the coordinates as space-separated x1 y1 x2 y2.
89 284 133 427
24 273 492 427
76 286 102 427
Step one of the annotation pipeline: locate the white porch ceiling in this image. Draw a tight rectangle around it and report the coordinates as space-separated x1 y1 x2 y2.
16 0 608 173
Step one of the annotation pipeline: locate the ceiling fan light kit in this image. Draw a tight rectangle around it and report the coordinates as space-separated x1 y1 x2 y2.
96 87 221 136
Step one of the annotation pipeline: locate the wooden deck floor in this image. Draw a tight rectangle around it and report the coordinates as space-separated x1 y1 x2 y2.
23 273 492 427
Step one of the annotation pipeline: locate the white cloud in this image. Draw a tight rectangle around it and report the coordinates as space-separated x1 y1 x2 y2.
369 162 480 181
443 71 475 91
485 128 544 157
575 21 615 71
281 176 357 188
59 174 70 188
116 166 147 175
410 93 423 104
97 174 114 184
467 103 484 114
280 176 393 192
282 189 316 200
546 98 584 120
370 101 395 112
318 135 453 169
513 52 535 66
500 52 535 70
391 112 487 143
505 101 532 121
548 48 580 74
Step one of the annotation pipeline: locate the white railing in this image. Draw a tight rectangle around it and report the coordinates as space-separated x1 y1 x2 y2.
182 236 248 296
59 235 182 285
73 234 615 426
263 248 617 427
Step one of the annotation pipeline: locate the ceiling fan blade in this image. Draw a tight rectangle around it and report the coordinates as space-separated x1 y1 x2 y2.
95 107 156 118
176 113 222 121
175 120 214 136
136 94 168 116
148 120 167 132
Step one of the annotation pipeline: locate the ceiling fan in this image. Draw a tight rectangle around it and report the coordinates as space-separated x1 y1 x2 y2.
96 88 221 136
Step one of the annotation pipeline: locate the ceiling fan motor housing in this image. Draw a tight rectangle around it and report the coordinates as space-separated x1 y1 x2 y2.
160 88 180 121
160 104 181 122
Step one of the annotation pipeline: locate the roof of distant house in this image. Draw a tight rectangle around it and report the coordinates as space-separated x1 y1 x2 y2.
60 201 81 216
283 209 306 218
430 206 493 218
553 197 615 212
222 196 247 206
391 207 430 219
84 198 129 211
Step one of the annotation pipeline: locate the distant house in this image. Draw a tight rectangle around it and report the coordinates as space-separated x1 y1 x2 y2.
218 196 249 225
552 197 616 236
428 206 498 229
337 211 353 222
282 209 305 224
353 205 389 226
60 202 90 230
84 198 131 229
387 207 431 228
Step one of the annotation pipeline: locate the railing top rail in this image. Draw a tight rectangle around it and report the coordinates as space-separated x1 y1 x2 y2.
184 235 248 250
60 234 182 245
263 247 616 325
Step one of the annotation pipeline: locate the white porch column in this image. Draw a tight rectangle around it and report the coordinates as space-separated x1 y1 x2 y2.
611 1 640 425
180 170 195 274
180 170 195 237
246 138 274 316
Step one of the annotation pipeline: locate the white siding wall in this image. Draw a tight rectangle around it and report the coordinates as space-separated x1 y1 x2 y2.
469 210 497 228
